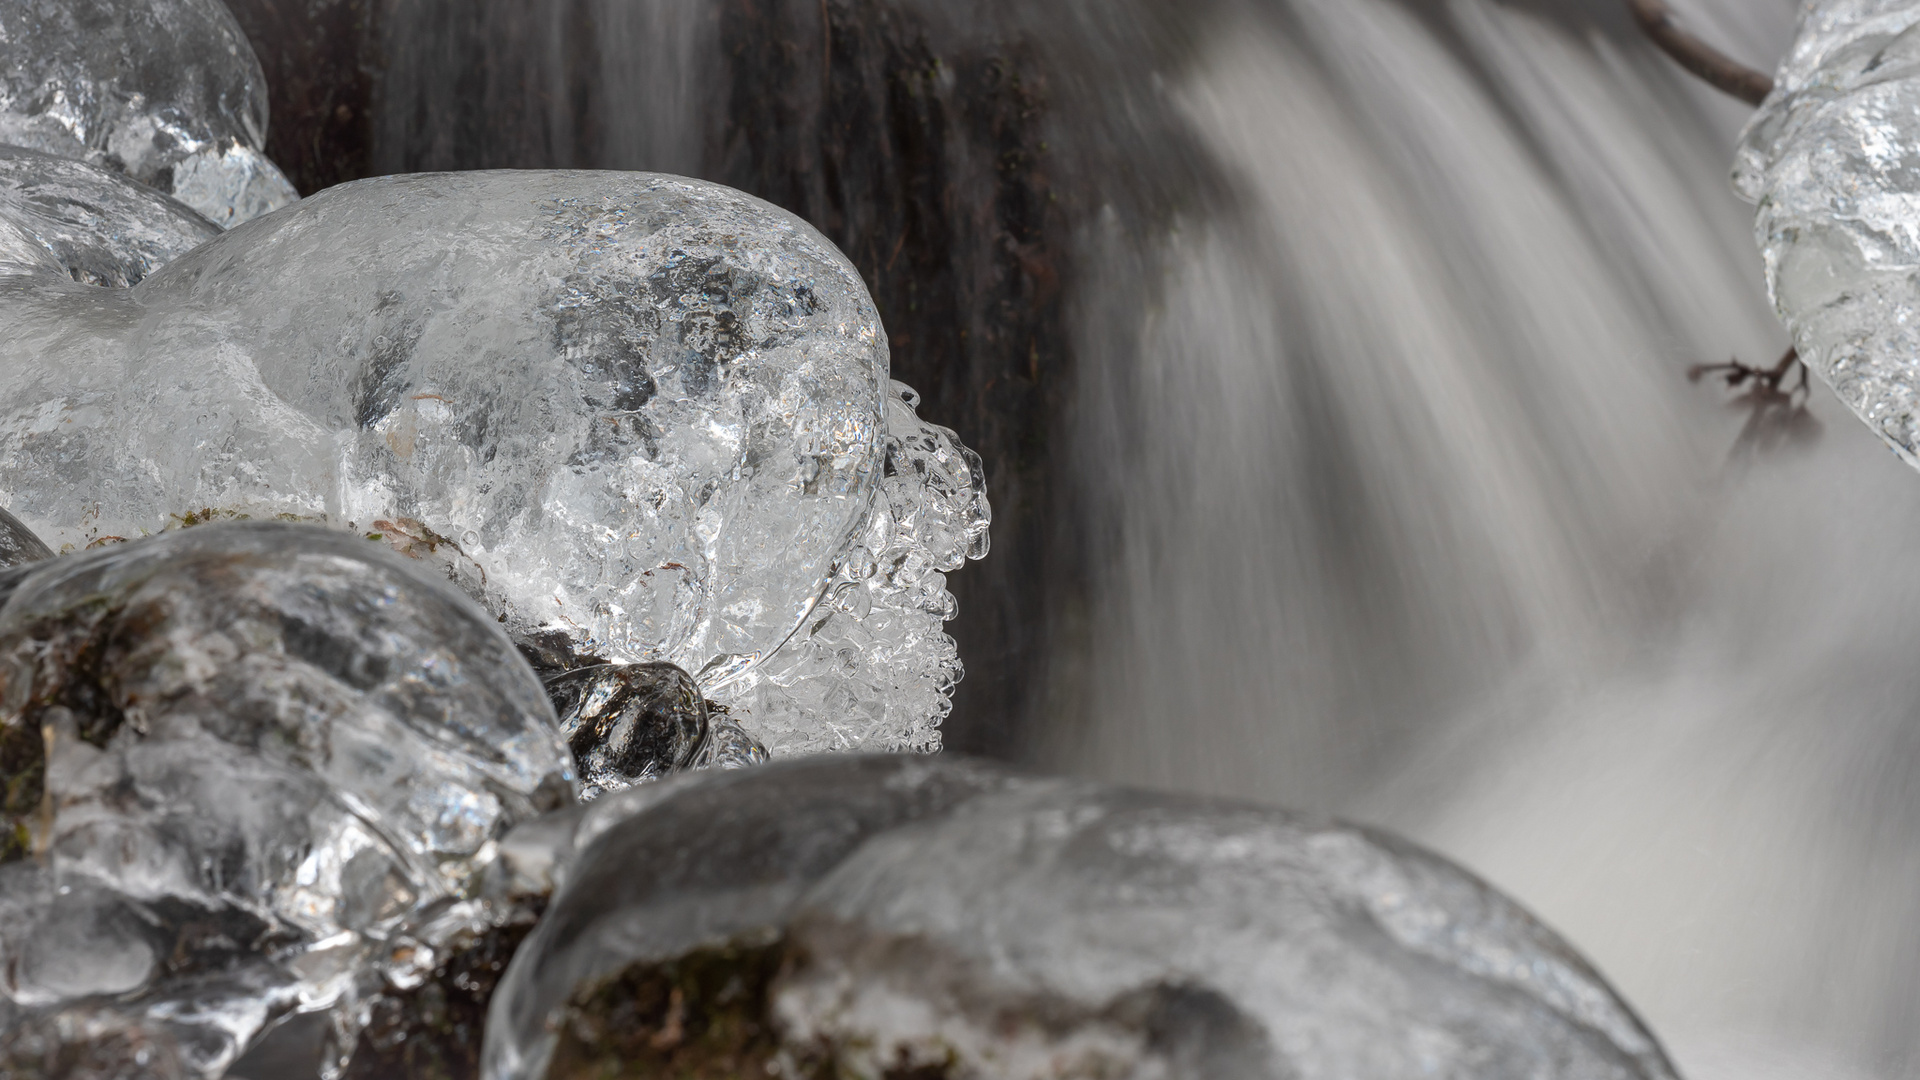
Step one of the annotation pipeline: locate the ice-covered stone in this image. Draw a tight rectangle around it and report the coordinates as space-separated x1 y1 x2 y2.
1735 0 1920 465
0 169 989 759
0 522 575 1078
482 755 1678 1080
0 143 216 285
0 0 297 227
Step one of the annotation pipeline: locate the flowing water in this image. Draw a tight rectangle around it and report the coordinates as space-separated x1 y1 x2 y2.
1042 3 1920 1077
251 0 1920 1075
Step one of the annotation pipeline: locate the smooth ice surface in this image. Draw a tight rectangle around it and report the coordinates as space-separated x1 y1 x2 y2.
0 143 216 285
484 755 1677 1080
0 506 49 568
1736 0 1920 463
0 523 575 1078
0 0 296 227
0 169 989 758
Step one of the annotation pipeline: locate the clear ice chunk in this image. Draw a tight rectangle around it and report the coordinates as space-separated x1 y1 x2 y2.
716 379 991 754
0 505 50 568
1735 0 1920 464
0 522 575 1078
545 662 715 798
482 755 1677 1080
0 170 989 760
0 0 298 227
0 143 216 286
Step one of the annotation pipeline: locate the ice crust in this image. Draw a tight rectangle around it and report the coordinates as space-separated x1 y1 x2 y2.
0 0 296 227
483 755 1678 1080
0 143 216 285
1736 0 1920 463
0 523 576 1078
0 169 988 760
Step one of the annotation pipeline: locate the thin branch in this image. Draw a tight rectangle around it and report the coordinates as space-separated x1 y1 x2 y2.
1689 346 1818 455
1626 0 1774 106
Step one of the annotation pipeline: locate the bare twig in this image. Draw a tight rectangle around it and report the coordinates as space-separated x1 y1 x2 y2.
1626 0 1774 106
1689 346 1819 454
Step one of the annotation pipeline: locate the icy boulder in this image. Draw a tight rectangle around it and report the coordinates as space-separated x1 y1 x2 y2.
0 523 575 1078
1735 0 1920 464
0 170 988 760
0 0 297 227
482 755 1679 1080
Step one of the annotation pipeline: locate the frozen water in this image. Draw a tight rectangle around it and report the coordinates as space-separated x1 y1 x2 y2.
546 662 712 797
483 755 1677 1080
0 506 50 568
0 522 575 1078
717 380 990 754
0 169 988 760
0 143 216 285
0 0 297 227
1735 0 1920 464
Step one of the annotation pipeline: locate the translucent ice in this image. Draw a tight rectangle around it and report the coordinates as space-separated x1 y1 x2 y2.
0 0 297 227
483 755 1677 1080
1736 0 1920 463
0 506 50 568
0 143 216 285
0 170 988 759
0 523 575 1078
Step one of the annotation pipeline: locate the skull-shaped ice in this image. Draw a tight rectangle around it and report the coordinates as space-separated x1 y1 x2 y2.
0 168 989 759
0 522 575 1078
0 0 297 227
483 755 1678 1080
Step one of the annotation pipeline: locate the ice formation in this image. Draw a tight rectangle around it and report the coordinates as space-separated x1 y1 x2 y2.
0 506 50 569
0 143 217 285
0 0 296 227
0 523 575 1078
482 755 1678 1080
1736 0 1920 464
0 168 989 763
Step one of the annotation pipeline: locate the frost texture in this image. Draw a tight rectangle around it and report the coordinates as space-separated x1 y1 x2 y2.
0 143 216 285
0 170 989 760
0 0 297 227
1736 0 1920 464
711 380 990 754
483 755 1678 1080
0 523 575 1079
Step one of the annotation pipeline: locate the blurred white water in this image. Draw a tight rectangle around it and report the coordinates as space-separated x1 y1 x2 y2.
1039 1 1920 1077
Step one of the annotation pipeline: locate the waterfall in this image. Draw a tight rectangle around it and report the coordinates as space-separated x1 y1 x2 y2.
1049 2 1918 1077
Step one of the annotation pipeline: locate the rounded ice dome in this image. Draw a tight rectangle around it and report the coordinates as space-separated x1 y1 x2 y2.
0 171 891 698
0 0 298 227
0 522 575 1076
